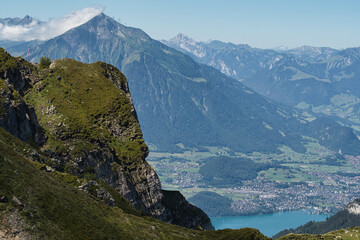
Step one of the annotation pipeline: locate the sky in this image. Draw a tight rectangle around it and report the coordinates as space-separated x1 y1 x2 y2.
0 0 359 49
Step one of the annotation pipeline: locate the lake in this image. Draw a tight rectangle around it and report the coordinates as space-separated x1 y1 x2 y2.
211 210 331 237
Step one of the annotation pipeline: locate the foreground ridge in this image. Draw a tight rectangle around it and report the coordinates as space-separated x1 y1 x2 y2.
0 48 213 232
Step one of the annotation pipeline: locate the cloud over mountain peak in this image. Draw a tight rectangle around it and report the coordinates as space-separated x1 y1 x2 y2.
0 6 103 41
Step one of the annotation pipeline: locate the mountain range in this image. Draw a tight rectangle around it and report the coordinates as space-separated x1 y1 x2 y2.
163 34 360 136
6 14 360 156
1 13 360 240
0 15 42 49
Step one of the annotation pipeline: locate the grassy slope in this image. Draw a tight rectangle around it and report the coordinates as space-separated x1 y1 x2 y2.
0 127 269 240
24 58 146 166
279 227 360 240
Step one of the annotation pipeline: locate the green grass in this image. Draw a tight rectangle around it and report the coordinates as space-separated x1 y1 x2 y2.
0 48 18 72
22 59 149 175
279 227 360 240
0 126 271 240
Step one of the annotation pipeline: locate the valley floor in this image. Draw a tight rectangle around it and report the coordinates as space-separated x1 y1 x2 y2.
148 141 360 216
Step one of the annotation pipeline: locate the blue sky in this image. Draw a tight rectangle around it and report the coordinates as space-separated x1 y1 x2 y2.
1 0 359 49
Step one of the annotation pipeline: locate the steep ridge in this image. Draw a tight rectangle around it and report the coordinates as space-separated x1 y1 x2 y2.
8 13 355 155
0 48 213 230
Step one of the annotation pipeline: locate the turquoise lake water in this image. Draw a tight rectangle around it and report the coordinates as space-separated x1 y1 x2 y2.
211 210 331 237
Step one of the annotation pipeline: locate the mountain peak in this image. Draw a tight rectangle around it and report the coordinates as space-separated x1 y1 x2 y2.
174 33 192 40
81 13 150 41
288 45 337 54
0 15 35 26
165 33 207 58
168 33 197 45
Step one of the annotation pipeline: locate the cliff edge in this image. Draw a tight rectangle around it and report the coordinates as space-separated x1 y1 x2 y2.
0 48 213 230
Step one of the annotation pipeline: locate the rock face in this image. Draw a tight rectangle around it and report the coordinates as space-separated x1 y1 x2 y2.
0 99 43 145
0 52 45 146
162 190 215 230
0 48 213 230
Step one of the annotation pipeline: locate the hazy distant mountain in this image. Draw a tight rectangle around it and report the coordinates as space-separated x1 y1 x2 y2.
163 34 359 106
245 47 360 107
7 14 360 155
163 33 272 82
286 45 338 62
0 16 40 48
163 34 360 135
272 45 290 52
0 15 36 26
160 33 210 59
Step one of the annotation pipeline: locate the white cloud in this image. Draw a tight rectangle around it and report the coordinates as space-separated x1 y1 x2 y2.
0 6 103 41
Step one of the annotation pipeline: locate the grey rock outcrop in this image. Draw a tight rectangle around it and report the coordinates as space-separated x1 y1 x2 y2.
0 99 45 146
78 180 116 207
162 190 215 230
0 52 46 146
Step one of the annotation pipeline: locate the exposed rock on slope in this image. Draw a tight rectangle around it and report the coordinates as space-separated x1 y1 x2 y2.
0 48 213 230
0 126 265 239
0 50 45 145
162 190 214 230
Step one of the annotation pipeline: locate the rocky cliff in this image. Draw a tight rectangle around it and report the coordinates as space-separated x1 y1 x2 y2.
162 190 214 230
0 50 45 146
0 48 213 230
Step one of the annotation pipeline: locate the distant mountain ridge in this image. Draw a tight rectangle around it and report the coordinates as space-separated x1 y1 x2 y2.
0 15 37 26
6 13 360 155
163 34 360 137
0 15 43 49
163 34 360 104
286 45 338 62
